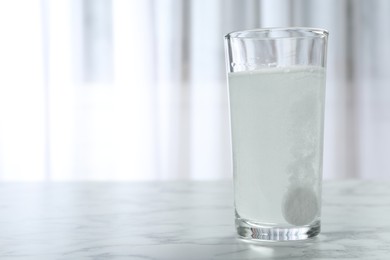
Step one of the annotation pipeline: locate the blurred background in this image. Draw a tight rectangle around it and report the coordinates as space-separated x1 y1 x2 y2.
0 0 389 181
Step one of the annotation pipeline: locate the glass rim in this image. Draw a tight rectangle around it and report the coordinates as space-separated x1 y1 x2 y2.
225 27 329 40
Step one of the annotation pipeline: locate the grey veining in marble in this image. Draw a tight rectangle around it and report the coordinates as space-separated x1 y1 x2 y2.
0 181 390 259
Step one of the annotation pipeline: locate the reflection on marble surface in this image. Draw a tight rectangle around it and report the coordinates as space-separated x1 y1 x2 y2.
0 181 389 259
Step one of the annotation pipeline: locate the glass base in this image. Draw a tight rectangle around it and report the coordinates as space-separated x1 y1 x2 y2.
236 217 320 242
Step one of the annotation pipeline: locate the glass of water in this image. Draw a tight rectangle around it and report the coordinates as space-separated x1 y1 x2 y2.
224 27 328 241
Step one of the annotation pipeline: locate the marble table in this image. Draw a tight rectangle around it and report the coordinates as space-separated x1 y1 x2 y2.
0 181 389 259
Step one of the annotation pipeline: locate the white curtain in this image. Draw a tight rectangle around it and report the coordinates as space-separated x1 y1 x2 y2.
0 0 390 181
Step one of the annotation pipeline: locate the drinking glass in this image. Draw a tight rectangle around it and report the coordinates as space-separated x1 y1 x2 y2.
224 27 328 241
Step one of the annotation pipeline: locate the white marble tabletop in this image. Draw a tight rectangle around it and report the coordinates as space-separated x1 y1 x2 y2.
0 181 389 259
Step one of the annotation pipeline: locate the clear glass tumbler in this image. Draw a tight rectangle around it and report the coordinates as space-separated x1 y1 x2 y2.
224 27 328 241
